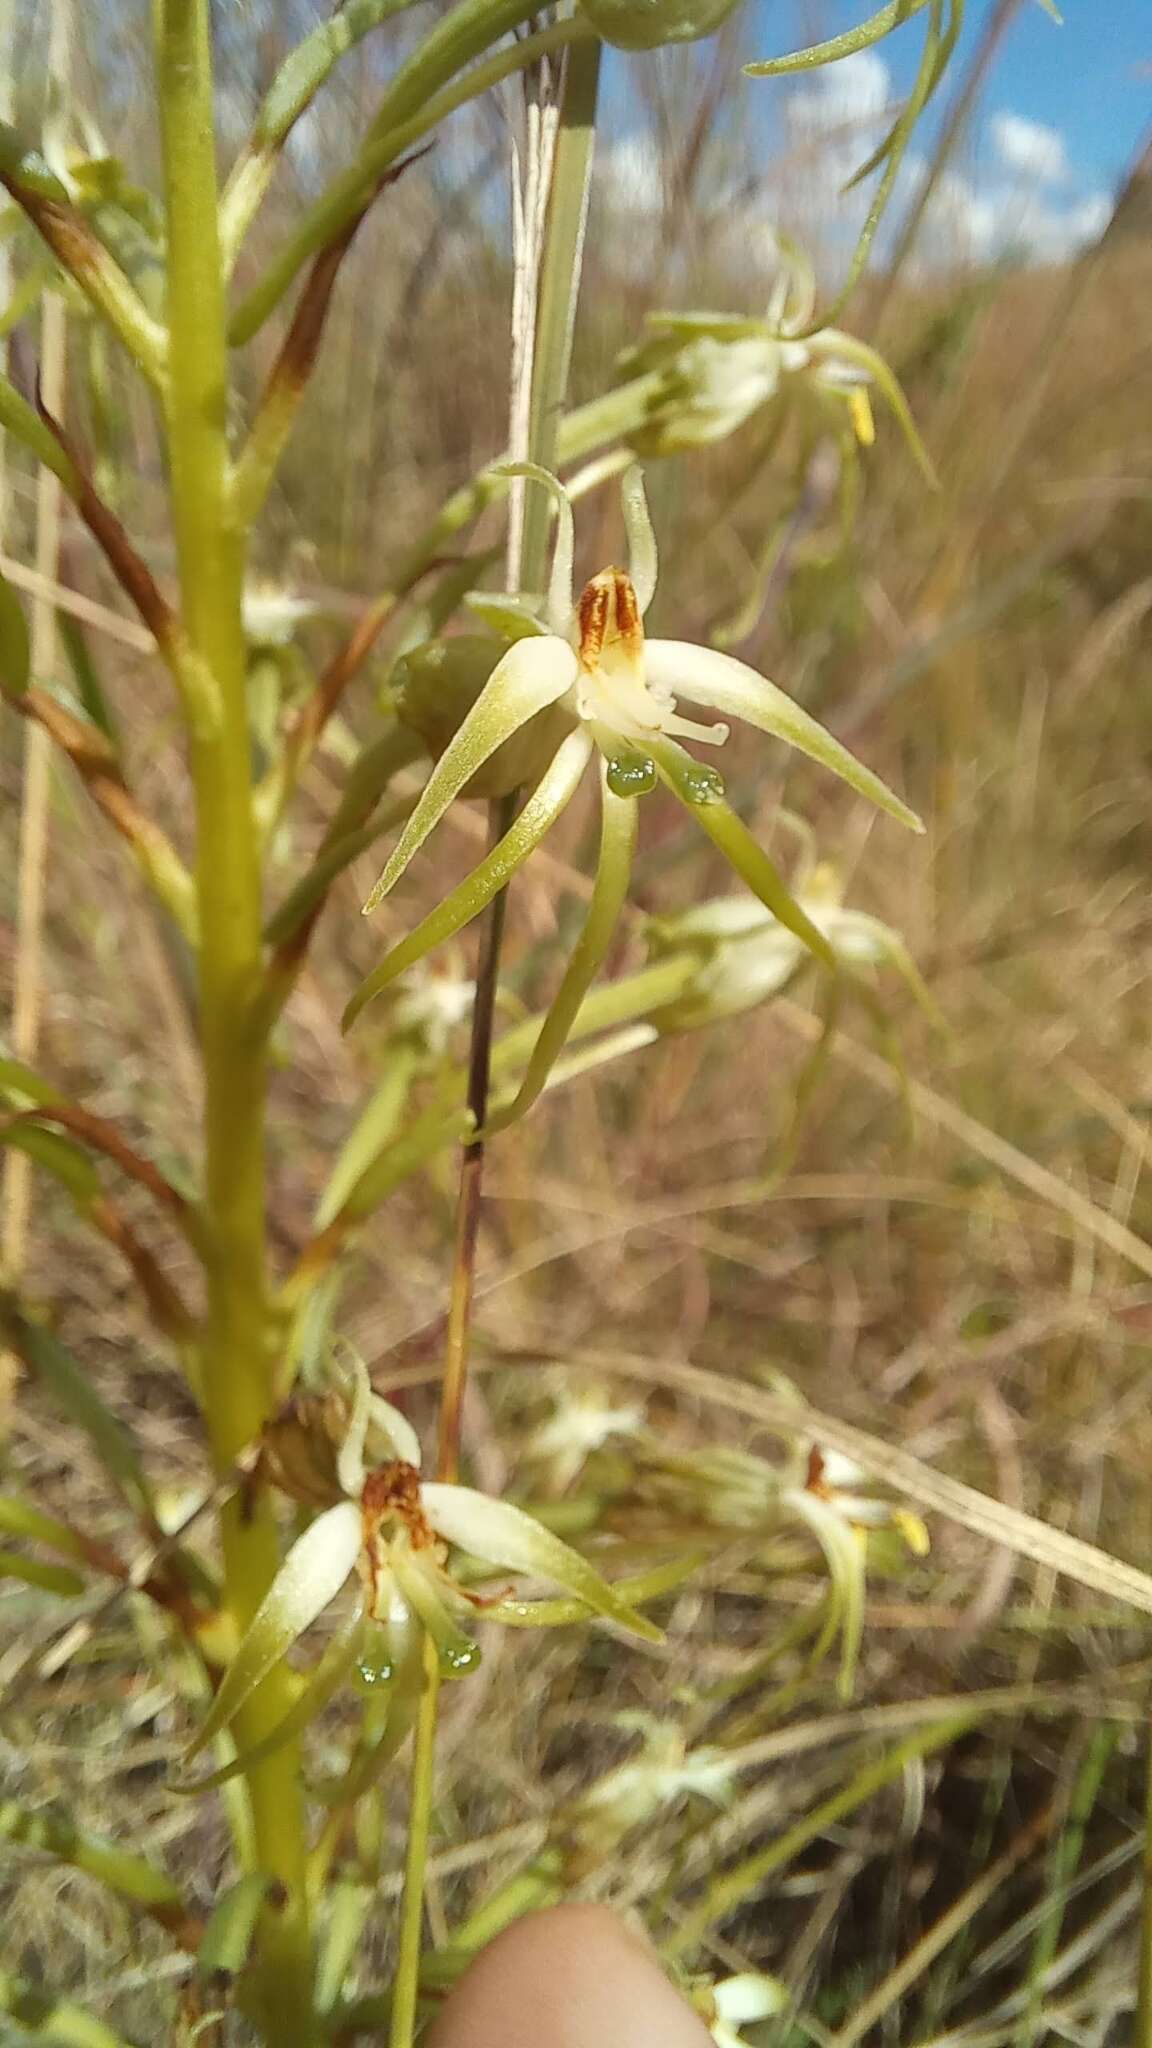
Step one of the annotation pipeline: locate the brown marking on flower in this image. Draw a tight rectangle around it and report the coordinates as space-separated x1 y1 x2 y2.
577 568 643 672
805 1444 832 1498
361 1461 438 1549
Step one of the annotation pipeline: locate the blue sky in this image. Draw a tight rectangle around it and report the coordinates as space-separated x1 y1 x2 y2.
822 0 1151 199
600 2 1149 269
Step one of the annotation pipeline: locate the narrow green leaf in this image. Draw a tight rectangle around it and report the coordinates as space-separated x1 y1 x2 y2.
745 0 929 75
0 370 77 487
314 1045 418 1228
0 1552 85 1597
421 1483 663 1643
0 1300 155 1520
0 1058 62 1109
0 564 29 696
0 1124 102 1204
322 1105 475 1230
196 1874 274 1977
485 1553 703 1627
0 1494 88 1562
0 1971 144 2048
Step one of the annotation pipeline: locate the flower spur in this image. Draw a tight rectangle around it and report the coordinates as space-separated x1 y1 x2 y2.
344 465 922 1130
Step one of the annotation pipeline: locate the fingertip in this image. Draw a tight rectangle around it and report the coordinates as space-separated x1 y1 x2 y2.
427 1904 713 2048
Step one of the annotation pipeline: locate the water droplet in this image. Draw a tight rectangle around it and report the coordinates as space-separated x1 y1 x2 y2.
680 761 725 806
437 1638 482 1679
354 1651 395 1692
606 752 657 798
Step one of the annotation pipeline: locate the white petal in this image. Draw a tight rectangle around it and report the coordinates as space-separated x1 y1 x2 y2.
645 640 923 833
184 1502 361 1758
422 1483 662 1642
367 1394 423 1470
713 1974 787 2024
362 637 579 910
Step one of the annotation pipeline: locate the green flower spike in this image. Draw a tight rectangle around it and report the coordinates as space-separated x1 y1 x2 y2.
346 468 922 1107
181 1361 659 1769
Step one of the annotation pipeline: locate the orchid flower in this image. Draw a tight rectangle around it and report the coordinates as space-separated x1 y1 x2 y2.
618 235 935 481
180 1359 659 1779
562 1717 734 1865
345 467 921 1134
783 1443 929 1700
695 1973 788 2048
644 861 940 1033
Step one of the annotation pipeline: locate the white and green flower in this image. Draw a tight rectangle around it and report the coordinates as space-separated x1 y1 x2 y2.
644 861 939 1032
345 466 921 1133
181 1360 660 1778
695 1972 788 2048
618 235 933 476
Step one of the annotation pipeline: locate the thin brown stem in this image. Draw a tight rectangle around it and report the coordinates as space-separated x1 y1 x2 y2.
435 789 517 1484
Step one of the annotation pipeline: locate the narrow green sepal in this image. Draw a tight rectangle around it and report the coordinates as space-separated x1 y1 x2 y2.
422 1483 663 1643
485 767 637 1135
344 730 592 1030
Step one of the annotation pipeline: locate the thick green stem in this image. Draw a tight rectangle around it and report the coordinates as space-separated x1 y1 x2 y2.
154 2 312 2036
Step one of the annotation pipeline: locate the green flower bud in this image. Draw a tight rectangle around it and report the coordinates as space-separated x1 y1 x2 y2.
577 0 744 51
394 636 573 799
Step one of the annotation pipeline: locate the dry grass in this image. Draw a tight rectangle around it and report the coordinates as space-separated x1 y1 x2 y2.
2 15 1152 2040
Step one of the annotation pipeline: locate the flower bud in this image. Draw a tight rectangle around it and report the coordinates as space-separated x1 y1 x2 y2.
393 636 572 798
577 0 745 51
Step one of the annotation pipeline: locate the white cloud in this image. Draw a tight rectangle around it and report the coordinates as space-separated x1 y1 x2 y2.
920 164 1109 265
991 111 1069 186
599 133 665 214
789 50 892 135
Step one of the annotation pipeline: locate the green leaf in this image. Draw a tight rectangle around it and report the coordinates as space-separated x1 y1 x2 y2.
0 1123 102 1204
195 1875 274 1977
0 370 77 488
0 1300 155 1521
421 1483 663 1643
0 1057 62 1110
314 1046 418 1228
183 1503 361 1759
485 1552 703 1627
745 0 930 75
0 1494 88 1562
0 1552 86 1597
60 613 118 739
0 564 29 696
319 1104 475 1230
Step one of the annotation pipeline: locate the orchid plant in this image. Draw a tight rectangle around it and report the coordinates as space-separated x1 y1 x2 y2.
0 0 979 2040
